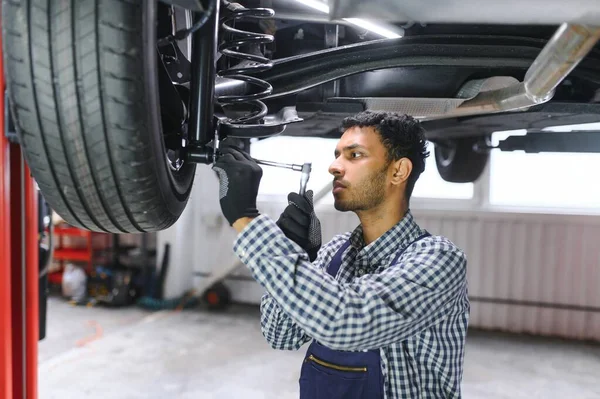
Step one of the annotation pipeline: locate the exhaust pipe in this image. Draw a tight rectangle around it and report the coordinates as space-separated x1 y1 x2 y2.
432 23 600 119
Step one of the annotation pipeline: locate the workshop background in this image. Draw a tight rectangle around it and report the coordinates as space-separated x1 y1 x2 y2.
39 126 600 398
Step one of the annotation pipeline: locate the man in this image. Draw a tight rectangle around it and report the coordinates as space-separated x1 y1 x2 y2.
213 111 469 398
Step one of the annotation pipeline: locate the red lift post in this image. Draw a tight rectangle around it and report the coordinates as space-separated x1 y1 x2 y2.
0 37 14 398
0 25 39 399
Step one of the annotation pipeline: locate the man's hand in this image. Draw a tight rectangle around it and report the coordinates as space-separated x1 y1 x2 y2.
276 191 322 261
212 143 262 226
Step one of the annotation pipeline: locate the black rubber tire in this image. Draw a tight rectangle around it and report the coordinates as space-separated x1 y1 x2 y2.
2 0 195 233
434 137 489 183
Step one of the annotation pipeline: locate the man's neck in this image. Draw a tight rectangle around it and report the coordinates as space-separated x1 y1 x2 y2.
356 202 408 245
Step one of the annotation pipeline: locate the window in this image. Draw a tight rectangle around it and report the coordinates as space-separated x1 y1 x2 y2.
251 137 474 203
411 142 474 200
489 124 600 210
250 136 338 203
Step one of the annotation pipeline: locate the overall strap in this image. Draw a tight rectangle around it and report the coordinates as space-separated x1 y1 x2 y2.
390 232 431 266
326 241 352 278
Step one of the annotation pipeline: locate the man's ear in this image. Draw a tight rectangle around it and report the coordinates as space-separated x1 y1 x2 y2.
391 158 413 185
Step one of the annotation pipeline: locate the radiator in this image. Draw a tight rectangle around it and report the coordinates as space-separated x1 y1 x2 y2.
192 201 600 341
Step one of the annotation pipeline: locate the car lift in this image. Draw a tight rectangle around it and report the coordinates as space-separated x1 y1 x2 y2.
0 33 40 399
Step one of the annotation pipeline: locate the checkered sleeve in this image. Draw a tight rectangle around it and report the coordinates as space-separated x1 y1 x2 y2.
259 293 312 350
235 215 468 351
257 229 349 351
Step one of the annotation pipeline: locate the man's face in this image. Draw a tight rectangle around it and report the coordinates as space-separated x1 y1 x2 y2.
329 126 392 212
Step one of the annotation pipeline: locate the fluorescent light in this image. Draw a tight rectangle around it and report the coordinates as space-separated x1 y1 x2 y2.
342 18 402 39
294 0 330 13
291 0 403 39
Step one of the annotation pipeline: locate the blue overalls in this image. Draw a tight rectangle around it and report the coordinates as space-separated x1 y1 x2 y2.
299 233 431 399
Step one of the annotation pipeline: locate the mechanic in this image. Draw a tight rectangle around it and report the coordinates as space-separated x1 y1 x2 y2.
213 111 469 399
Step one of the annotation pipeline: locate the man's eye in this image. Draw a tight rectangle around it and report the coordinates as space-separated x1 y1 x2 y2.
351 152 362 158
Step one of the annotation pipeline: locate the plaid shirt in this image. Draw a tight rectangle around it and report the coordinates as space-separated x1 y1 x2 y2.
234 210 469 398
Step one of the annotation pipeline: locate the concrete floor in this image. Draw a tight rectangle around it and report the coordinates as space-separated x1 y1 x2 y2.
39 297 600 399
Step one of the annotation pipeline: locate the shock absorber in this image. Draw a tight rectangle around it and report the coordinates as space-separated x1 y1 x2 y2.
187 0 301 164
217 1 275 128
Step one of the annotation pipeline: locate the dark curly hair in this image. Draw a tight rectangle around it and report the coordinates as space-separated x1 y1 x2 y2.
341 111 430 201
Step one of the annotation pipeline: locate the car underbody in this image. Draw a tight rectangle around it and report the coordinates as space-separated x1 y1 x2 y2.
3 0 600 233
207 1 600 141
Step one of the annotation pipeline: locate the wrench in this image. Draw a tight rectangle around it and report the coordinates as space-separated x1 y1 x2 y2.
253 158 312 196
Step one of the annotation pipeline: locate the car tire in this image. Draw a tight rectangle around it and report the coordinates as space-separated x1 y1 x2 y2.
2 0 195 233
434 137 489 183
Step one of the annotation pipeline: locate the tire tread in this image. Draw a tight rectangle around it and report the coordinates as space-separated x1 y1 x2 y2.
2 0 194 233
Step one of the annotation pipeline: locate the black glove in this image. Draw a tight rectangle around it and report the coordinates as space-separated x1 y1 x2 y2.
277 190 322 261
212 143 263 226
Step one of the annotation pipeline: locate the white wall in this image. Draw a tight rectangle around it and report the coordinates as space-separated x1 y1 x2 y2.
184 200 600 342
156 165 241 299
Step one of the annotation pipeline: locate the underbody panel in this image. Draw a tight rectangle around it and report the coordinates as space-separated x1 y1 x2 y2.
245 31 600 140
281 101 600 140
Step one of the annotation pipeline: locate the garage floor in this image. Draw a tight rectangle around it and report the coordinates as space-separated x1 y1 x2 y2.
39 297 600 399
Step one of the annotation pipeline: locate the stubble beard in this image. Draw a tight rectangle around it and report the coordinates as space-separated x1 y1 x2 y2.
334 165 388 212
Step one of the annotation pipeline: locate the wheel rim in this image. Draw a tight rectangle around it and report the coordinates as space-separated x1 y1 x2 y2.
166 148 185 171
156 4 194 180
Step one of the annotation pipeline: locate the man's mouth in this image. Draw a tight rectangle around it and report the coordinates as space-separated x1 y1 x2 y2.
333 181 346 194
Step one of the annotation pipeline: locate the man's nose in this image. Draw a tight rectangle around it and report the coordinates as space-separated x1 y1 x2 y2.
329 159 344 177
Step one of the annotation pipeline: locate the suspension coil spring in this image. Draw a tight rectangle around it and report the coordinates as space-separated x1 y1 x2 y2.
217 1 275 126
